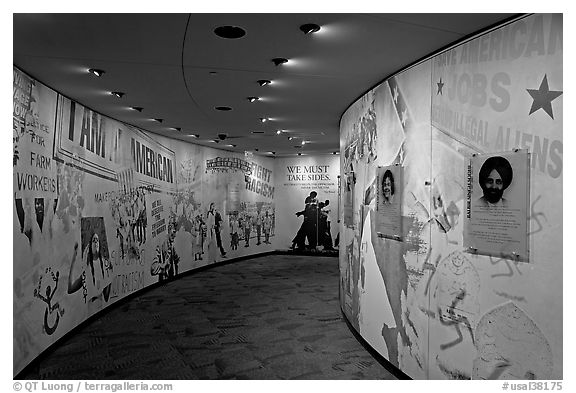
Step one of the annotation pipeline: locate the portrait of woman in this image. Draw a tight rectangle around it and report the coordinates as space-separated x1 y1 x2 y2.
381 169 395 204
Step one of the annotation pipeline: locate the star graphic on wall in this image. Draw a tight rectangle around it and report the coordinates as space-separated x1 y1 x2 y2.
526 74 563 119
437 77 444 95
393 85 399 103
401 109 408 127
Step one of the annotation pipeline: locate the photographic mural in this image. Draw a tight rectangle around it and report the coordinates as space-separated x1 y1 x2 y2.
13 67 277 375
339 14 562 379
274 155 340 252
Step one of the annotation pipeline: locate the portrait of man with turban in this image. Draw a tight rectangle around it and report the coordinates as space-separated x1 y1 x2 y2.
477 156 513 208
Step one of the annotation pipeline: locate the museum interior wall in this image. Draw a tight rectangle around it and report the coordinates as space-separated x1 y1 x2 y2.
13 67 277 375
14 13 563 380
339 13 562 379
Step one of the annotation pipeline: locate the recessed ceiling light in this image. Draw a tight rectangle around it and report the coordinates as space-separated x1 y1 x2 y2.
251 131 264 134
257 80 271 86
188 134 199 138
301 140 306 145
247 97 259 103
88 68 105 77
254 148 259 152
288 136 294 141
215 106 232 111
130 106 143 112
171 127 181 132
272 57 288 66
214 25 246 39
299 23 321 34
209 71 218 75
298 153 302 156
268 151 275 155
332 151 338 155
226 144 237 147
260 118 268 123
153 118 163 123
111 91 125 98
276 130 282 135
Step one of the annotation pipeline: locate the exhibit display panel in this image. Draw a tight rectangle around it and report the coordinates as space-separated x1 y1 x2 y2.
13 67 276 375
274 155 340 251
339 14 562 379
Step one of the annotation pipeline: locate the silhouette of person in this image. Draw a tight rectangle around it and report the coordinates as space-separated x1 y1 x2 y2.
212 204 227 257
229 213 239 250
263 211 272 244
242 212 252 247
292 191 318 250
255 211 262 245
150 221 179 282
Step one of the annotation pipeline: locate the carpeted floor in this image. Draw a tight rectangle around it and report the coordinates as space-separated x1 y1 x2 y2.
17 255 397 380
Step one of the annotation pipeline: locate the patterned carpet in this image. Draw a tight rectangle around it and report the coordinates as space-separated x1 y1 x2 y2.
17 255 398 380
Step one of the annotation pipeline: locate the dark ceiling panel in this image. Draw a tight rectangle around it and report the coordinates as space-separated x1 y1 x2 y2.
13 13 517 156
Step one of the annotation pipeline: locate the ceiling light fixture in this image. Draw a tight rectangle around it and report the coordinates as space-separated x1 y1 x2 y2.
301 140 306 145
247 96 259 103
111 91 125 98
332 151 338 155
88 68 105 77
260 117 268 123
254 148 259 152
269 151 275 155
189 134 199 138
153 118 163 123
257 79 271 86
215 106 232 111
276 130 282 135
171 127 181 132
226 144 237 147
214 25 246 39
130 106 143 112
288 136 294 141
272 57 288 66
298 153 302 156
251 131 264 134
299 23 321 34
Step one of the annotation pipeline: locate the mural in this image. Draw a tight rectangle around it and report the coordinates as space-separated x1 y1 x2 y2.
274 155 340 251
339 14 562 380
13 68 276 375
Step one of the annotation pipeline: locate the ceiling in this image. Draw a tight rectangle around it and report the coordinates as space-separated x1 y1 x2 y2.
13 13 518 157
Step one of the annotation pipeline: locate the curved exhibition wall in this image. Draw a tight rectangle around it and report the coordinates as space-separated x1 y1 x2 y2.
13 67 279 375
339 14 562 379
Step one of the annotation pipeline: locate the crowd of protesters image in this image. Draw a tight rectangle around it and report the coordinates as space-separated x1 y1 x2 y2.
166 195 276 263
228 208 274 249
292 191 334 251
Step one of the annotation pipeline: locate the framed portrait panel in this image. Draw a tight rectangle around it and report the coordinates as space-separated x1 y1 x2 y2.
375 165 403 240
464 150 530 261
